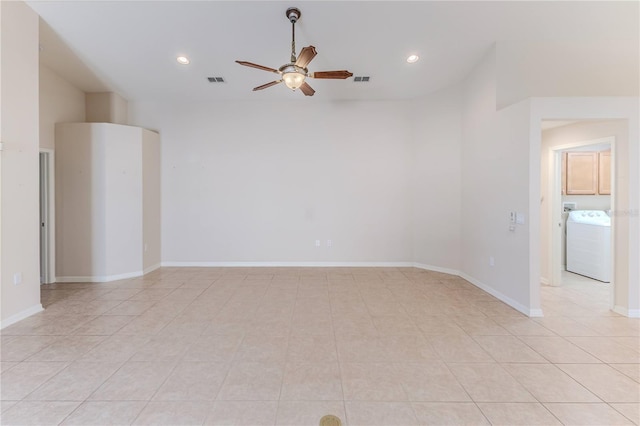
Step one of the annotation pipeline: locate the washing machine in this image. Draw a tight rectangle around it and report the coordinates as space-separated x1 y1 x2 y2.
566 210 611 282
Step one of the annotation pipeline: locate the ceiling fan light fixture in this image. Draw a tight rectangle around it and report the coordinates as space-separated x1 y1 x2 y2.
280 64 306 90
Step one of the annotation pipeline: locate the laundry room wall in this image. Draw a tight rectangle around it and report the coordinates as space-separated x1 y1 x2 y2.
540 119 628 286
531 98 639 317
561 195 611 212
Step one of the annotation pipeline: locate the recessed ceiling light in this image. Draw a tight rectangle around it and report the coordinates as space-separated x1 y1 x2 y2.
176 56 190 65
406 54 419 63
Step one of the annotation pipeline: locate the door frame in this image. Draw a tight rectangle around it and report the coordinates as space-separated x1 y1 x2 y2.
548 136 615 307
39 149 56 284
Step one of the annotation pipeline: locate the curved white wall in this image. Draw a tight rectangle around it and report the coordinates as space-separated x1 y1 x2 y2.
55 123 160 281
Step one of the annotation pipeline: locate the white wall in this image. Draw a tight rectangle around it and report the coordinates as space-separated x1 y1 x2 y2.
55 124 95 278
86 92 128 125
459 46 639 317
459 47 535 315
130 100 424 265
497 40 639 109
142 129 161 271
409 86 462 272
39 64 85 150
561 195 610 212
0 1 42 326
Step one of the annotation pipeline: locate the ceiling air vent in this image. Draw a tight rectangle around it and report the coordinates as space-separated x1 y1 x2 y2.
207 77 225 83
353 76 370 82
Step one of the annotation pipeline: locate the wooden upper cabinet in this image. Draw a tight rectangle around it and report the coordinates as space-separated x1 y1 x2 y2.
561 152 567 195
598 151 611 195
566 152 598 195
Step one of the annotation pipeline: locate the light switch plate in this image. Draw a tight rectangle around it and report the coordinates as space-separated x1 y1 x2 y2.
516 212 525 225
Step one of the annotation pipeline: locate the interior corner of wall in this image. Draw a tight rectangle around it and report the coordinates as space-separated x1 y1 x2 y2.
1 304 44 329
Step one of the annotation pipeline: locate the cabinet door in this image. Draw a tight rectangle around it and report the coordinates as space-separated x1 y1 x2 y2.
566 152 597 195
561 152 567 195
598 151 611 195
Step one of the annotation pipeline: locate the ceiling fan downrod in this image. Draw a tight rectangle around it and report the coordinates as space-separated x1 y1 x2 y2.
286 7 301 63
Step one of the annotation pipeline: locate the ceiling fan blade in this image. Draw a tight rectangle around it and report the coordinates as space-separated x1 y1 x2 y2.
253 80 283 91
295 46 317 68
236 61 279 74
310 70 354 79
299 82 315 96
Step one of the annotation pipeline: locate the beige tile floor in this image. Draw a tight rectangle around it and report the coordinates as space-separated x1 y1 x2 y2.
0 267 638 425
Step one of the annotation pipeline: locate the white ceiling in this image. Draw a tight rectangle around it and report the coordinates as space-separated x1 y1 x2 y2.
28 1 639 103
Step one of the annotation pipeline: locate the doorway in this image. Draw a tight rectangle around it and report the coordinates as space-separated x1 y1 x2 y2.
542 130 615 313
39 149 55 284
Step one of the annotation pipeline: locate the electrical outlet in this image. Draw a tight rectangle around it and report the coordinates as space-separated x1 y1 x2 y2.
489 256 495 267
327 239 333 247
13 272 22 285
315 240 320 247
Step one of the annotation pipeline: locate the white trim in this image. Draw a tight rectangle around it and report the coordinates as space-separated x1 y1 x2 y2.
160 261 464 273
0 304 43 329
56 270 144 283
529 309 544 317
161 261 416 268
412 263 461 276
613 305 640 318
540 277 550 286
56 264 161 283
459 272 535 317
39 148 56 284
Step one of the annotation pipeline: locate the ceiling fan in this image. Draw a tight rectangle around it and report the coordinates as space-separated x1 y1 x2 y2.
235 7 353 96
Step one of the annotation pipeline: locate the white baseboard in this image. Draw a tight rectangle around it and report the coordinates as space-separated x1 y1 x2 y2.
56 270 144 283
613 305 640 318
540 277 550 285
412 263 460 276
1 304 43 329
528 309 544 317
458 272 535 317
161 261 416 268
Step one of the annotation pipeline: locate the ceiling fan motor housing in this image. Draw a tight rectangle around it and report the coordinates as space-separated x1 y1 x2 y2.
286 7 301 23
